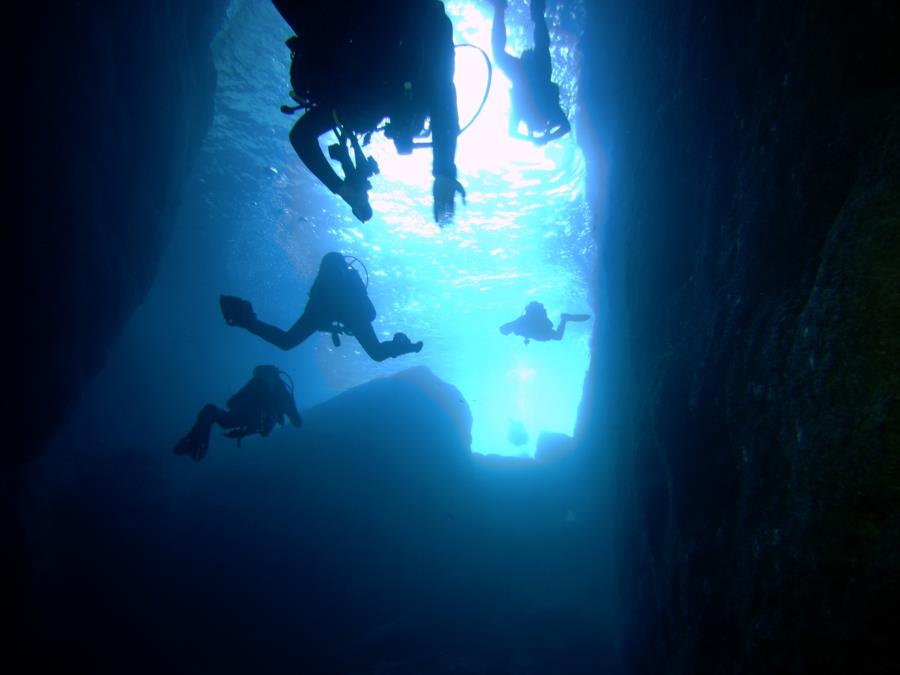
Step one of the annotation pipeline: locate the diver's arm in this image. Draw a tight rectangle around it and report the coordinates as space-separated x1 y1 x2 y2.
244 313 317 351
430 6 459 183
532 3 550 55
490 3 520 77
289 106 343 194
431 84 459 184
429 4 464 224
278 388 303 427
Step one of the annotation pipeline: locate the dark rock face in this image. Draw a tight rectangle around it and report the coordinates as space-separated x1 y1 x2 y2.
580 1 898 673
19 367 609 673
10 1 226 464
8 1 898 672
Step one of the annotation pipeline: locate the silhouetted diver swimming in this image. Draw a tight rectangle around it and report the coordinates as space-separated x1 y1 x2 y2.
500 301 589 344
274 0 466 224
220 252 424 361
173 365 301 461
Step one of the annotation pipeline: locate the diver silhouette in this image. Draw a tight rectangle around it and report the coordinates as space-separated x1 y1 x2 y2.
499 301 589 344
173 365 302 462
220 252 424 361
274 0 466 225
490 0 571 145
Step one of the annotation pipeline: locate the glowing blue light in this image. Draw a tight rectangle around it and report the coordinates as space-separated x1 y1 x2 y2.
261 1 592 458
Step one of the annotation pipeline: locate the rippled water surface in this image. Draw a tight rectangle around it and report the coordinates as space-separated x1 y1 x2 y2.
205 0 593 456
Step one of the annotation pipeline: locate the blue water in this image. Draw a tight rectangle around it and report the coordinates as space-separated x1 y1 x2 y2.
199 0 593 457
202 2 595 456
23 3 615 670
62 0 592 460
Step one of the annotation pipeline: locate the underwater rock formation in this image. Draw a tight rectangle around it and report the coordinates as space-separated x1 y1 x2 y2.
580 1 898 673
8 1 897 673
11 1 226 464
20 367 609 673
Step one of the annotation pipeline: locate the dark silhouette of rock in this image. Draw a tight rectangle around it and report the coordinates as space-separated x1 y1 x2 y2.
10 1 226 464
17 367 612 673
8 1 897 673
579 1 899 673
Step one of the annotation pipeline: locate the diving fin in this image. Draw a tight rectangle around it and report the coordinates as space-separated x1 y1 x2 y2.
173 404 217 462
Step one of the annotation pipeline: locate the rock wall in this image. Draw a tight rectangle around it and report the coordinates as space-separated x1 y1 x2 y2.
579 1 898 673
18 367 609 673
7 1 898 671
10 1 226 464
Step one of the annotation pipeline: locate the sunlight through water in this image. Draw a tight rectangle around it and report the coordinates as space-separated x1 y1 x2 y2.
212 0 592 457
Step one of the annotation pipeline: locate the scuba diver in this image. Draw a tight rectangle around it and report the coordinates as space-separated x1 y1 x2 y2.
173 365 302 462
489 0 571 145
274 0 466 225
220 252 424 361
500 301 589 344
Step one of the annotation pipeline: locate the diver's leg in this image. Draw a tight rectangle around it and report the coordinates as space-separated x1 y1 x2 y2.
281 311 320 348
350 322 389 361
213 408 243 430
245 311 318 351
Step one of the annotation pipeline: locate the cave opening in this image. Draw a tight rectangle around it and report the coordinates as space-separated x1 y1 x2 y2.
14 0 900 672
174 0 599 457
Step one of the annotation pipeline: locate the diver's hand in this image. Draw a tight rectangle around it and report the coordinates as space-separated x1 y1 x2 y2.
433 175 466 226
338 182 373 222
220 295 256 328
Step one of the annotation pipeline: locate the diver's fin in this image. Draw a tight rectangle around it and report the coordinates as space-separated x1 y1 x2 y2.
390 332 423 357
173 404 217 462
220 295 256 327
172 429 209 462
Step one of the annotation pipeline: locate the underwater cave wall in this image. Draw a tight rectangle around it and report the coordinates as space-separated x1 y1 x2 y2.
11 1 226 464
580 1 898 673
